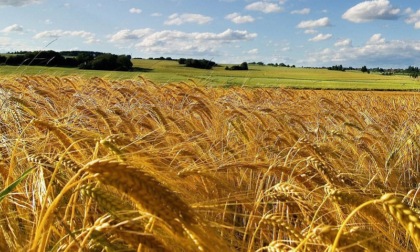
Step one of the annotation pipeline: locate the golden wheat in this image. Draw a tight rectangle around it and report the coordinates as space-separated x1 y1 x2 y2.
84 159 195 227
2 75 420 251
380 193 420 250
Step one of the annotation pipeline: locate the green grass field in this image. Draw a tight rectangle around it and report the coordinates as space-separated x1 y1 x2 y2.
1 58 419 90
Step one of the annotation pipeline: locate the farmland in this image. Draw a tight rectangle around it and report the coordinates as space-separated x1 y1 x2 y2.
1 72 420 251
1 58 420 90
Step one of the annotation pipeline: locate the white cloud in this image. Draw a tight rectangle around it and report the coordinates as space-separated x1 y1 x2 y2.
1 24 23 33
0 37 39 51
245 1 283 13
297 17 330 29
33 30 98 44
303 34 420 67
342 0 400 23
109 28 257 56
225 13 255 24
0 0 42 6
151 12 162 17
291 8 310 15
304 29 317 34
109 28 153 42
334 38 352 47
405 9 420 29
367 33 385 44
309 33 332 42
129 8 142 14
164 13 213 25
247 48 259 54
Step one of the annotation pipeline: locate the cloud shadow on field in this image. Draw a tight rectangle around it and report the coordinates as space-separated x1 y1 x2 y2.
131 67 153 72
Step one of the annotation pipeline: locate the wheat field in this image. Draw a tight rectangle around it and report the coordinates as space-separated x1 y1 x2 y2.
1 75 420 251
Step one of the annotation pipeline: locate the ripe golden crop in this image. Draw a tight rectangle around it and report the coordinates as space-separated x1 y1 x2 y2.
0 75 419 251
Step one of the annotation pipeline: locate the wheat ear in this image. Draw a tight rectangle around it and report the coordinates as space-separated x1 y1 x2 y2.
380 193 420 250
84 159 197 232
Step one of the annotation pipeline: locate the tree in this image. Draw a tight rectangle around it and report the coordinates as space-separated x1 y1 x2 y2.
79 53 132 71
406 66 419 78
328 64 345 71
225 62 248 71
5 54 26 65
361 65 369 73
76 52 95 66
178 58 187 64
184 58 216 69
0 55 6 64
116 55 133 70
240 62 248 70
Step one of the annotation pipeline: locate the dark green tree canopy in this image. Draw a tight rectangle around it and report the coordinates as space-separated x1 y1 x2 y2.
225 62 248 71
3 50 133 71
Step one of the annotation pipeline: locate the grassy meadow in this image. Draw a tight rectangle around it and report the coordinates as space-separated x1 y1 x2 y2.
1 58 420 90
1 72 420 251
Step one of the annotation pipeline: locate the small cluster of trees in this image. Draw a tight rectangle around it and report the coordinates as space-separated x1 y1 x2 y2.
0 51 78 67
405 66 419 78
361 65 370 74
328 65 345 71
249 62 265 66
225 62 248 71
79 54 132 71
148 56 175 61
0 50 133 71
249 62 295 67
178 58 216 69
268 63 295 68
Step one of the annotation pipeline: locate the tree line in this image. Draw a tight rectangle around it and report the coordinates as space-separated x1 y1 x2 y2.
325 64 419 78
178 58 217 69
0 50 133 71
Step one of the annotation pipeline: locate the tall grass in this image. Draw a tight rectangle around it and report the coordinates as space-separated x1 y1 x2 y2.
0 75 419 251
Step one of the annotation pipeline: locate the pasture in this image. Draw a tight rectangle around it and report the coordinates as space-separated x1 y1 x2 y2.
0 74 420 251
0 58 419 90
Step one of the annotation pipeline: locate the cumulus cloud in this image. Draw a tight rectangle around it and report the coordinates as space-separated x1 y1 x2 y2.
0 0 42 6
1 24 23 33
304 29 317 34
303 34 420 67
245 1 283 13
342 0 400 23
334 38 352 47
109 28 257 56
297 17 330 29
109 28 153 42
291 8 310 15
367 33 385 44
129 8 142 14
247 48 259 54
405 9 420 29
34 30 98 44
309 33 332 42
0 37 38 51
225 13 255 24
164 13 213 25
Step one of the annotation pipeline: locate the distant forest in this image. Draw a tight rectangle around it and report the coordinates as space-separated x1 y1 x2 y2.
0 50 133 71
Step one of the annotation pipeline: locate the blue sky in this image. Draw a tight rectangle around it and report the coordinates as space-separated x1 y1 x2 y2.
1 0 420 68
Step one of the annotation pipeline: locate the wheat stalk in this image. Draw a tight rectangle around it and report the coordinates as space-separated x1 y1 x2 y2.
380 193 420 250
84 159 197 232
